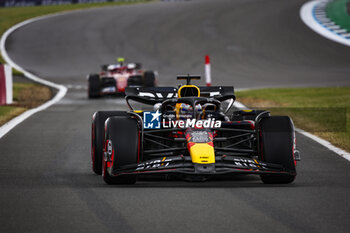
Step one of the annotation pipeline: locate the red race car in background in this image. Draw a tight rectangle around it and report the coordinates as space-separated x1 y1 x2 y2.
87 58 157 98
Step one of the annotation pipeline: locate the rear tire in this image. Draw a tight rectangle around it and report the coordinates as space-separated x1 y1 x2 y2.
143 71 156 87
259 116 296 184
102 116 139 185
91 111 128 175
88 74 100 98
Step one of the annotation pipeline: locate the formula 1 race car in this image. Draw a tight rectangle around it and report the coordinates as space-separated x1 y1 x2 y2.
87 58 157 98
91 75 300 184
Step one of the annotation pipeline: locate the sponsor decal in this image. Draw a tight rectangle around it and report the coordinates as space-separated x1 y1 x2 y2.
143 111 221 129
101 86 116 93
139 92 176 99
162 118 221 129
136 157 172 170
143 110 161 129
188 130 211 143
232 158 267 169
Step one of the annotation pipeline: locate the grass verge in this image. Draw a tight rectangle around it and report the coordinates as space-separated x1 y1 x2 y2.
0 106 27 126
236 87 350 152
326 0 350 32
0 82 52 126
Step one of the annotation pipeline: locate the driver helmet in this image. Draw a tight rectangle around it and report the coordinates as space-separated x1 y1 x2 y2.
175 103 202 120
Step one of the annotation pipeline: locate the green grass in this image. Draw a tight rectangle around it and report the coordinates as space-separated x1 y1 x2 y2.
0 106 27 125
0 106 15 116
0 82 52 126
236 87 350 152
12 82 35 100
326 0 350 32
0 0 153 64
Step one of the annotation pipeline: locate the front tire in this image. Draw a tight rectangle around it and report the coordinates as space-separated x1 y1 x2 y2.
88 74 100 98
102 116 139 185
259 116 296 184
91 111 128 175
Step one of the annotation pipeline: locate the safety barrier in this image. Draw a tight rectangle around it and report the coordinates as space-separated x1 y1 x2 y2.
0 0 132 7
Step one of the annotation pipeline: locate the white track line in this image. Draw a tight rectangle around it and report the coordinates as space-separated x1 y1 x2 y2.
300 0 350 47
295 128 350 161
233 101 350 161
0 14 68 139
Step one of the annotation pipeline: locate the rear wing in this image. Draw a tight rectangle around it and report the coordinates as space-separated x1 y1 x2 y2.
125 87 178 105
125 86 235 106
199 86 235 101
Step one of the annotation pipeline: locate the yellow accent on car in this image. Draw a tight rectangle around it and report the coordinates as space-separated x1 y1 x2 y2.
254 159 261 168
177 85 200 98
189 143 215 164
175 103 181 120
133 110 143 113
161 157 166 166
242 109 253 112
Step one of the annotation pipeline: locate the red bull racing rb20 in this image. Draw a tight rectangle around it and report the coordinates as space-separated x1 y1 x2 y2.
91 75 300 184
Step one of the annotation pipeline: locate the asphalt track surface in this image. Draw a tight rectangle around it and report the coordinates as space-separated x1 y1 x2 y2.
1 0 350 232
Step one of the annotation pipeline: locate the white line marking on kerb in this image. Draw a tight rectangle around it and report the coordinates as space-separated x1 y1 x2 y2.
0 14 68 139
300 0 350 47
233 102 350 162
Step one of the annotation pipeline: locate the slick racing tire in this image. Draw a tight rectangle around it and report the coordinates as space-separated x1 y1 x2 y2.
143 71 156 87
259 116 296 184
102 116 139 185
91 111 128 175
88 74 100 98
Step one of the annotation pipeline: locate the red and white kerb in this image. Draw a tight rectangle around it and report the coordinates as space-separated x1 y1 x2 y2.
205 55 211 87
0 64 12 105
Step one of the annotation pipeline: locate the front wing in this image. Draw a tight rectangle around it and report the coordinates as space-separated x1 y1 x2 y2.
109 155 294 177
